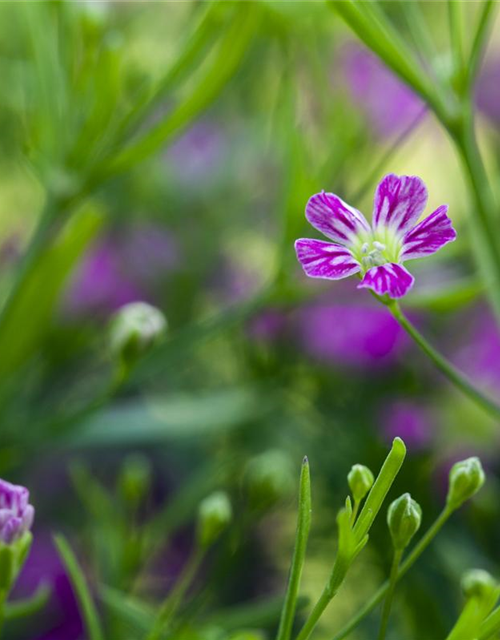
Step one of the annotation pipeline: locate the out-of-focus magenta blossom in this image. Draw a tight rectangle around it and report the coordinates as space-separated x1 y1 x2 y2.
167 120 226 183
247 310 287 343
64 224 178 318
342 44 425 136
15 534 83 640
476 60 500 126
382 401 432 450
297 303 407 368
455 312 500 394
295 174 457 299
0 479 34 545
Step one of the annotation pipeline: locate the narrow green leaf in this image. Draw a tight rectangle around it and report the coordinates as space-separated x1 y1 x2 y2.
276 456 312 640
4 583 51 620
99 3 261 179
99 585 154 634
54 534 104 640
0 203 103 381
353 438 406 544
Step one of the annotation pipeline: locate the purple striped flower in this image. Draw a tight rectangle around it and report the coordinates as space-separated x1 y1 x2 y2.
295 174 457 299
0 479 34 545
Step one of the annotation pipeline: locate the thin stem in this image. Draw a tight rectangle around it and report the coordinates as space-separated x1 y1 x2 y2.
296 557 349 640
466 0 497 93
377 549 403 640
448 0 465 92
276 457 312 640
146 545 205 640
388 302 500 420
331 507 452 640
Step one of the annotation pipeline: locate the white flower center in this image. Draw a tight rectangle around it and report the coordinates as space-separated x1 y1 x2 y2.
353 230 402 273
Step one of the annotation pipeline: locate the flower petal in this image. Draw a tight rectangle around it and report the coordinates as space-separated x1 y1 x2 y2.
373 174 428 235
306 191 370 246
401 205 456 261
295 239 361 280
358 263 414 299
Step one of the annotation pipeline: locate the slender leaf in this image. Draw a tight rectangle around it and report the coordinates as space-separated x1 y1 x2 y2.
54 534 104 640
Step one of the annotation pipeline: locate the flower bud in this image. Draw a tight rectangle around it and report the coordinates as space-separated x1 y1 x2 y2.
387 493 422 551
348 464 374 502
118 454 152 509
109 302 166 366
244 450 294 510
446 457 485 510
196 491 232 549
461 569 497 600
0 479 35 592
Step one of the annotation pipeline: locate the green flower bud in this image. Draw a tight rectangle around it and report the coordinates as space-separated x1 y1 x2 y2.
446 457 485 510
461 569 497 599
109 302 166 366
387 493 422 551
197 491 232 549
348 464 374 502
118 454 152 508
244 450 294 510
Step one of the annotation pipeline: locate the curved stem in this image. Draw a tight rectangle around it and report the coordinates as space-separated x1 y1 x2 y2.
377 549 403 640
331 507 452 640
388 302 500 420
146 545 205 640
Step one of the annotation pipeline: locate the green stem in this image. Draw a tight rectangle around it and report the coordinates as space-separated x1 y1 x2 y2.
276 457 312 640
146 545 205 640
331 507 452 640
296 557 349 640
448 0 465 91
377 549 403 640
466 0 497 93
388 302 500 420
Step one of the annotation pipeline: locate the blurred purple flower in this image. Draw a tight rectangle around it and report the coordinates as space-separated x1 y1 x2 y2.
64 224 178 318
342 44 425 136
0 479 34 544
455 311 500 394
167 120 226 184
381 401 432 450
296 303 408 369
14 534 83 640
247 310 287 343
476 59 500 126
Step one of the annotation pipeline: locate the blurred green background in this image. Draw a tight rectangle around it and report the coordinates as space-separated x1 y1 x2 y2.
0 2 499 639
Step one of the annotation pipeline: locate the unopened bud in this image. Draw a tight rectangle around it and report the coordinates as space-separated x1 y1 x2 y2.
244 450 294 510
461 569 497 599
118 454 151 508
387 493 422 551
348 464 374 502
446 457 485 510
0 479 34 592
109 302 166 366
197 491 232 549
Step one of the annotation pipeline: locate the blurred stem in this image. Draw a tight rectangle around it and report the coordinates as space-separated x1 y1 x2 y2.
146 545 205 640
479 604 500 640
377 549 403 640
387 302 500 419
331 506 453 640
4 583 51 620
466 0 497 92
0 195 58 335
448 0 465 91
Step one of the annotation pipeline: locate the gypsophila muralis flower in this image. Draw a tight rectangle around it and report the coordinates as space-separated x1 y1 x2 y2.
0 479 34 545
295 174 457 299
